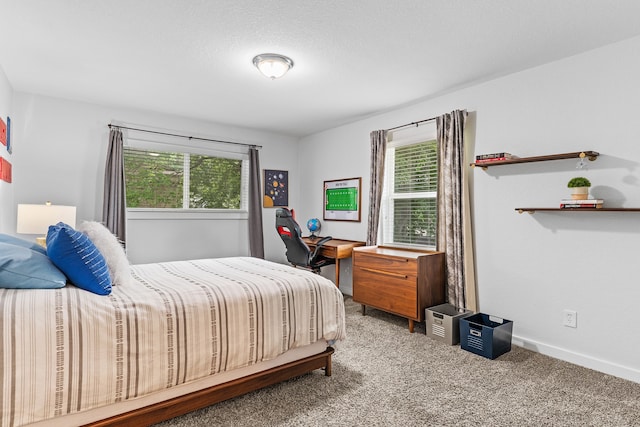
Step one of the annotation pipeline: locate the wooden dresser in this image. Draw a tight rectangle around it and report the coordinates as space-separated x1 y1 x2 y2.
352 246 445 333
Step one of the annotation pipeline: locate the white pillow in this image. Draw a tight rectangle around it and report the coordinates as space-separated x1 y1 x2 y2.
77 221 130 286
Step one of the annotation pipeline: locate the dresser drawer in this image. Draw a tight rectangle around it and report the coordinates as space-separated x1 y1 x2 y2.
353 266 418 319
354 253 417 277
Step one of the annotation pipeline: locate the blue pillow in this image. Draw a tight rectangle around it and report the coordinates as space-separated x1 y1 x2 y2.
46 222 112 295
0 242 67 289
0 233 47 255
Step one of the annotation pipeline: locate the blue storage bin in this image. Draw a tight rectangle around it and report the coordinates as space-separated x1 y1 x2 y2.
460 313 513 359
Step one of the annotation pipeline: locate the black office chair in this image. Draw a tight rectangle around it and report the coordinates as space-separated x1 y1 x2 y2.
275 208 335 274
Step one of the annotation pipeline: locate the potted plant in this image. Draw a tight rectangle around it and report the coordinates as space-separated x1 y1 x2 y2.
567 177 591 200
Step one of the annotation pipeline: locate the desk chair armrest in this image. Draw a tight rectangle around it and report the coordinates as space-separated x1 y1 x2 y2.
310 236 332 260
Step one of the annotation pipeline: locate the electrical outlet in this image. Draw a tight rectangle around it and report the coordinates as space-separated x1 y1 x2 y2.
563 309 577 328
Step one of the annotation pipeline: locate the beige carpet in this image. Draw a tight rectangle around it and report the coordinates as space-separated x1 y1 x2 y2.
156 297 640 426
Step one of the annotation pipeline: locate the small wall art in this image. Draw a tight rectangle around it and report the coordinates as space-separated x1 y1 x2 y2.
0 117 6 147
0 157 12 183
323 177 361 221
263 169 289 207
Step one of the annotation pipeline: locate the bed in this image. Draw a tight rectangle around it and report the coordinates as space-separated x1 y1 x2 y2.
0 255 346 427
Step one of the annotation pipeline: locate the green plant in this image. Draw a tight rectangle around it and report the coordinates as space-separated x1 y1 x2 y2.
567 177 591 188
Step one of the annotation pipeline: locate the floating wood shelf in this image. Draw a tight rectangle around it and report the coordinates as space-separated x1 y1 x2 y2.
516 208 640 214
471 151 599 168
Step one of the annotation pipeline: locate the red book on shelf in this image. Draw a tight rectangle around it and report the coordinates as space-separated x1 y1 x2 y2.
475 157 509 163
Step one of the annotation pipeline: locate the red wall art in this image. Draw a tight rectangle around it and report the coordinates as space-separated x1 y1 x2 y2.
0 117 6 146
0 157 12 183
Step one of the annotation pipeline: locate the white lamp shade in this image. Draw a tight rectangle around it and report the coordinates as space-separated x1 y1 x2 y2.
17 204 77 235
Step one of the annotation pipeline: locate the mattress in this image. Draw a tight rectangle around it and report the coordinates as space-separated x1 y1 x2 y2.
0 257 346 426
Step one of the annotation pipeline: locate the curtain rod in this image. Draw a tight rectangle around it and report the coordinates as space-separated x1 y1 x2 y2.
386 115 437 132
108 124 262 149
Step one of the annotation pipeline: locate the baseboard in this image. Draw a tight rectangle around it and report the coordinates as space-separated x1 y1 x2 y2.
511 334 640 384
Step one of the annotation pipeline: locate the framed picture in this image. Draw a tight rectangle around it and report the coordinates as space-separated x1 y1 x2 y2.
323 177 361 221
263 169 289 207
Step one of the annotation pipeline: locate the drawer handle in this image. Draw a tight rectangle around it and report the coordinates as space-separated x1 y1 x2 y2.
360 267 408 279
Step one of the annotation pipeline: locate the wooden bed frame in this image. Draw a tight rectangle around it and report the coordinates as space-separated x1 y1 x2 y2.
86 347 334 427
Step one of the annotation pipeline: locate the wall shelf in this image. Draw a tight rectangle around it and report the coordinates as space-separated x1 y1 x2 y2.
472 149 636 214
516 208 640 214
471 151 599 168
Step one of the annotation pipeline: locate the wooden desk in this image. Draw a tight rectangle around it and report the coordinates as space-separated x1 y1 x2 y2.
302 237 365 288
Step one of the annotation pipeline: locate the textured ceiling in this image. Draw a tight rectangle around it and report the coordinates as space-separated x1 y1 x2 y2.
1 0 640 137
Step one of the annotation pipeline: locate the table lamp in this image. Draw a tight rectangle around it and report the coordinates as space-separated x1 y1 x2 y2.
17 202 77 247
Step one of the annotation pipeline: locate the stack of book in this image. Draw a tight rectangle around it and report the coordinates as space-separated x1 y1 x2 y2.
475 152 518 163
560 199 604 209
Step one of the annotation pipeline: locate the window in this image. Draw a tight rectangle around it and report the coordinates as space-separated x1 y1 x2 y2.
380 126 438 248
123 146 248 212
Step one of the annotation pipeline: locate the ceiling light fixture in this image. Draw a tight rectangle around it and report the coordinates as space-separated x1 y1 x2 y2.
252 53 294 80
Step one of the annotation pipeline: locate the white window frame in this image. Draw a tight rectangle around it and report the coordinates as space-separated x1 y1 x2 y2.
379 123 438 249
123 133 249 221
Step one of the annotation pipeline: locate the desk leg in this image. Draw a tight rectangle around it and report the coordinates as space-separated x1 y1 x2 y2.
334 259 340 288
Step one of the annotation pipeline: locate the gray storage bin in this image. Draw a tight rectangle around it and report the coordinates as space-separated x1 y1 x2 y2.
426 303 473 345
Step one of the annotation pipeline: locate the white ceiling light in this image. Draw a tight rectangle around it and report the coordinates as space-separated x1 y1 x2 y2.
252 53 294 80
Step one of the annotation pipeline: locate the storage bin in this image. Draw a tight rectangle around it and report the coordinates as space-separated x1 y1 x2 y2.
425 303 473 345
459 313 513 359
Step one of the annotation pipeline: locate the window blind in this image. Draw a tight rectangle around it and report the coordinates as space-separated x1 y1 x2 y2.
380 139 438 248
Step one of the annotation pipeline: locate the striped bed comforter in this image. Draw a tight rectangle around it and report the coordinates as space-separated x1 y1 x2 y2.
0 257 346 427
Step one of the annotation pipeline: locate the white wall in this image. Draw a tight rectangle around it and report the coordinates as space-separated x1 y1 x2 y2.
7 93 298 264
0 66 14 232
298 36 640 383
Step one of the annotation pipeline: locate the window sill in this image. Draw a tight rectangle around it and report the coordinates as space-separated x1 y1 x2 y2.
380 243 436 251
126 209 248 221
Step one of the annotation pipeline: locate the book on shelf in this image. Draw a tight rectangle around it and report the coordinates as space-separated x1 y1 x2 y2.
560 198 603 203
560 199 604 205
475 157 510 163
475 152 517 161
560 203 603 209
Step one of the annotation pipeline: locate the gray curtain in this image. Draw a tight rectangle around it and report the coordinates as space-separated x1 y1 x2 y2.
436 110 475 309
102 127 126 243
366 130 387 246
248 147 264 258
